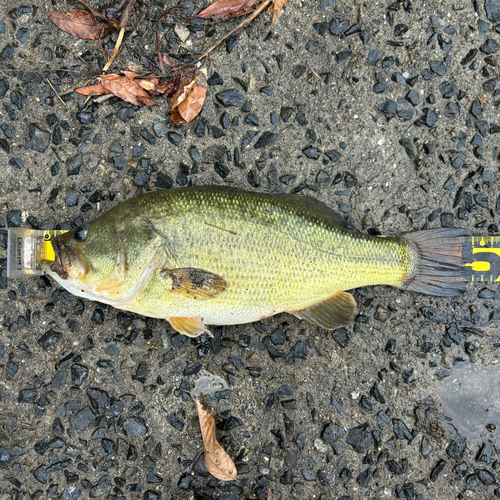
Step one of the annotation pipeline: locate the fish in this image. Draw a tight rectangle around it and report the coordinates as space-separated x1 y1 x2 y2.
41 186 468 337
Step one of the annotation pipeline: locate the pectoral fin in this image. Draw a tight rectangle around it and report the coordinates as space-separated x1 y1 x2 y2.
161 268 228 300
168 316 212 338
291 291 357 330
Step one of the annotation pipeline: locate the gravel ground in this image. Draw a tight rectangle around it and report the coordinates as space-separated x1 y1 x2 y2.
1 0 500 498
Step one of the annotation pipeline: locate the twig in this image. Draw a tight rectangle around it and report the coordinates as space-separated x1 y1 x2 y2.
103 26 125 72
46 78 68 110
174 0 272 71
94 93 115 103
307 63 321 81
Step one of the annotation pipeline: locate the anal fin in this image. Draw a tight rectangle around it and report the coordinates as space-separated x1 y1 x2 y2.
168 316 212 338
291 291 357 330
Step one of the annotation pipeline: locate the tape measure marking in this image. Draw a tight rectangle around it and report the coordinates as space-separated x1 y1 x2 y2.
465 236 500 283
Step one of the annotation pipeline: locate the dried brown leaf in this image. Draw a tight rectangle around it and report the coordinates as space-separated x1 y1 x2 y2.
74 83 110 96
171 77 198 110
136 79 157 92
195 400 237 482
170 108 184 125
121 70 140 80
231 0 259 17
148 76 162 86
170 76 206 124
50 10 110 39
170 68 206 123
197 65 208 86
198 0 250 19
155 79 179 98
100 74 157 106
177 84 207 123
268 0 287 24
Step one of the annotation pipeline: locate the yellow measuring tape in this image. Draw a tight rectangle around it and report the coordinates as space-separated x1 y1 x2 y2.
465 236 500 282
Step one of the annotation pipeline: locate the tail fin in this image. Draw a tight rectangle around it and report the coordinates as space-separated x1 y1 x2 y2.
401 228 469 297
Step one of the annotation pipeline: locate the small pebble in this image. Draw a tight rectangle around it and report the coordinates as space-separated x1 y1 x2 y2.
216 89 245 107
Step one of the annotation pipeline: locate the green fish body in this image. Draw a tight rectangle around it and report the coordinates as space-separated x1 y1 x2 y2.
42 187 467 337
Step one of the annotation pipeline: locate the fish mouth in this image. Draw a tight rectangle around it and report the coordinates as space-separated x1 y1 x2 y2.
43 238 87 280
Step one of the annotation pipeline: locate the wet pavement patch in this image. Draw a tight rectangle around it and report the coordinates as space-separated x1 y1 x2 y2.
435 361 500 437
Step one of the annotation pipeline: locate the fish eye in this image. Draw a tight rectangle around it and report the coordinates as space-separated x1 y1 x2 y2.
74 225 88 241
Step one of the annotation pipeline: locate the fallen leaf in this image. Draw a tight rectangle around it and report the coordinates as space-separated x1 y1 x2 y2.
121 70 140 80
136 79 156 92
74 83 110 96
177 84 207 123
171 77 197 109
111 0 134 29
170 108 184 125
268 0 287 24
148 76 162 86
136 77 175 96
198 65 208 84
198 0 250 19
195 400 237 482
231 0 260 17
155 78 180 99
50 10 110 39
170 68 207 123
170 76 207 124
100 74 157 106
170 79 195 123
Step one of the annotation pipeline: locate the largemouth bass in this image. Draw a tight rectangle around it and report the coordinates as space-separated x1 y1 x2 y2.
41 186 468 337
